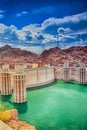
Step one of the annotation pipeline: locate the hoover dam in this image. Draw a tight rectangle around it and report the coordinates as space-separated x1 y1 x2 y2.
0 63 87 130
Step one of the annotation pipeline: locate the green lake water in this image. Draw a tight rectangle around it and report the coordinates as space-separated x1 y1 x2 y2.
0 80 87 130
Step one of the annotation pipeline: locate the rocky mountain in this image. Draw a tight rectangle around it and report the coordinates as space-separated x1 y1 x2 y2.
39 46 87 65
0 45 38 63
0 45 87 65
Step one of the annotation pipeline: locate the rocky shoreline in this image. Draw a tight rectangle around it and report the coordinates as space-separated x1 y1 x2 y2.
0 109 36 130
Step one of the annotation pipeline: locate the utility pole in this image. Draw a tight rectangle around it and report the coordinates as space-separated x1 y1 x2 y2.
76 34 80 46
42 44 45 52
57 33 60 48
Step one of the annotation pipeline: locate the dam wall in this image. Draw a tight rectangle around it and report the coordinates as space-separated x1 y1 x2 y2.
0 66 87 92
8 67 55 88
25 67 55 88
0 65 87 103
55 67 87 83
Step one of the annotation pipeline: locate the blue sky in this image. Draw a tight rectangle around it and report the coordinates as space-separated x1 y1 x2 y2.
0 0 87 53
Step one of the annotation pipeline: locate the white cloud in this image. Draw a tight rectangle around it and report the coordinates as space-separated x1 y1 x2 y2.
42 34 57 44
9 25 17 31
17 12 87 44
0 14 4 19
0 24 19 42
41 11 87 29
0 9 5 19
22 11 28 14
13 44 58 54
16 30 26 41
56 27 75 42
72 28 87 35
63 40 87 49
0 24 8 33
0 11 87 53
21 24 43 42
0 41 13 47
0 10 4 13
16 45 42 54
22 24 41 36
16 11 28 17
57 27 71 34
21 24 57 44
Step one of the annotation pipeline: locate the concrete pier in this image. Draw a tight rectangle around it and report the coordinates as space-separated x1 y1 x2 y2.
63 63 70 82
78 63 86 85
0 64 12 95
13 65 26 103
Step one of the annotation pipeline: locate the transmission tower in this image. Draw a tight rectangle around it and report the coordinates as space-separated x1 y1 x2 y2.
42 44 45 52
57 34 60 48
76 34 80 46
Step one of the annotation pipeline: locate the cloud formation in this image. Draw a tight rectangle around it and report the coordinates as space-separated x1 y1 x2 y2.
0 11 87 53
41 12 87 30
16 11 28 17
0 9 5 19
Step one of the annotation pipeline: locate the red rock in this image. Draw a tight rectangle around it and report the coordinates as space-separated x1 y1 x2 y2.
0 45 87 66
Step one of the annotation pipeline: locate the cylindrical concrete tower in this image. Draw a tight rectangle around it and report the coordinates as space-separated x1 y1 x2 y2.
63 63 70 82
13 65 26 103
0 64 12 95
78 63 86 85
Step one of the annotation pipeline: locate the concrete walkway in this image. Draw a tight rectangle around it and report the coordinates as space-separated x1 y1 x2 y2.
0 120 12 130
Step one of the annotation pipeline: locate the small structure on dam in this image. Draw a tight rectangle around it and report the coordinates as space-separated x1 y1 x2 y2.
63 63 70 82
0 64 12 95
78 63 86 85
13 65 26 103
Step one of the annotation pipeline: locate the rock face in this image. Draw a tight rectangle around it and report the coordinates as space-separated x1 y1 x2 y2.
0 45 38 63
1 109 36 130
0 120 12 130
0 45 37 58
39 46 87 65
0 45 87 65
7 120 36 130
0 109 18 122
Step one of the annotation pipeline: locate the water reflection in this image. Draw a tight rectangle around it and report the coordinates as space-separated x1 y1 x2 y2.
0 95 11 102
0 95 28 113
28 81 56 92
13 102 28 114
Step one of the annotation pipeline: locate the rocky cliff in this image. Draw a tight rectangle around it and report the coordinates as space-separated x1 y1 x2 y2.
0 109 36 130
0 45 38 63
0 45 87 65
39 46 87 65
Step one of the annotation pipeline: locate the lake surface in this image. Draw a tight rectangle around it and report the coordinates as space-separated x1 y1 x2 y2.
0 80 87 130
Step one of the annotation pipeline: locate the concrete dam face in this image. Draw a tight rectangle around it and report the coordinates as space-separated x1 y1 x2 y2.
0 63 87 103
